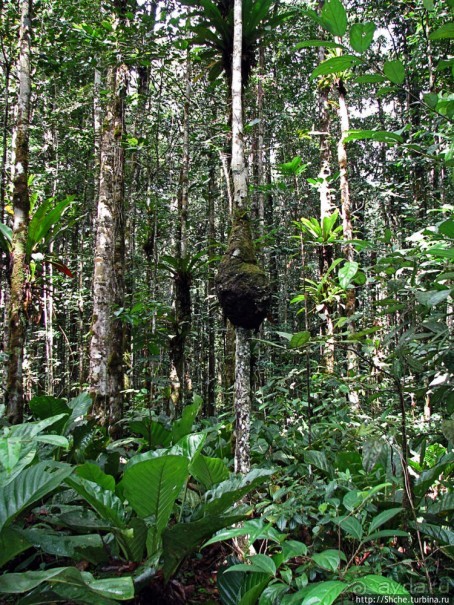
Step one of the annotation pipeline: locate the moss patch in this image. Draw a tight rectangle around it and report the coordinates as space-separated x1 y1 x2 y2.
215 212 270 330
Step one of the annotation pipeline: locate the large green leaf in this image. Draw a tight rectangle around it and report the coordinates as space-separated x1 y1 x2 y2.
415 289 451 307
430 22 454 40
311 55 361 78
168 432 206 460
0 437 24 473
0 222 12 253
426 247 454 259
338 261 359 289
0 526 32 567
18 528 106 564
11 414 69 439
162 513 246 580
349 22 375 53
383 59 405 85
344 130 403 144
63 392 93 433
427 492 454 515
66 475 127 528
362 438 386 472
321 0 347 37
26 196 74 257
301 581 348 605
120 455 189 554
311 550 343 572
413 522 454 546
171 395 202 443
227 554 276 576
282 540 308 562
239 573 273 605
259 583 289 605
368 508 402 534
0 462 73 534
363 529 409 543
414 453 454 497
350 575 410 600
116 518 148 563
334 516 363 540
0 444 36 487
289 331 311 348
0 567 134 601
76 462 115 491
29 396 71 423
202 468 274 517
189 453 229 489
303 450 331 474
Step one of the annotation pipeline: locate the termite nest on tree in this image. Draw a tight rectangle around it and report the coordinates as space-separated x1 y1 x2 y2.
215 211 270 330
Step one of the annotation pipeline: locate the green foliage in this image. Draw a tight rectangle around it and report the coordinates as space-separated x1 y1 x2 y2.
383 59 406 85
0 393 275 601
0 195 75 278
349 22 375 53
182 0 288 85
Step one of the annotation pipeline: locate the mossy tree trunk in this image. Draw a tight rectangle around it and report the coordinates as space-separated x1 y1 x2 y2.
317 6 335 375
215 0 270 475
89 6 128 434
6 0 32 424
337 78 359 409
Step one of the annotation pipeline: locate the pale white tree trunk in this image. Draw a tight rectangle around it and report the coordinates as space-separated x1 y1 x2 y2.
231 0 252 475
89 61 128 434
231 0 248 211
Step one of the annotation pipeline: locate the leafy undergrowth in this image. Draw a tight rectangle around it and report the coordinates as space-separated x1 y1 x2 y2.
0 386 453 604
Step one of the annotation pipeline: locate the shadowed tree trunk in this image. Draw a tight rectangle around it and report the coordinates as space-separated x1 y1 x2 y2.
89 7 128 435
6 0 32 424
206 163 216 416
169 51 192 417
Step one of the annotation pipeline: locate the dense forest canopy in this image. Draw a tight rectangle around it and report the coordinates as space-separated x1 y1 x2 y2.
0 0 453 602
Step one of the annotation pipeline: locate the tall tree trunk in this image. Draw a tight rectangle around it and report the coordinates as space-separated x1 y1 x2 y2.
206 163 216 416
337 78 359 409
6 0 32 424
89 52 128 434
169 52 192 417
231 0 251 474
316 30 335 374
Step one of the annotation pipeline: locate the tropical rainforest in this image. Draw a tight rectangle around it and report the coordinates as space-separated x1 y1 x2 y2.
0 0 453 603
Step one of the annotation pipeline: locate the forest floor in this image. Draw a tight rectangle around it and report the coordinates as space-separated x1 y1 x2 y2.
135 544 228 604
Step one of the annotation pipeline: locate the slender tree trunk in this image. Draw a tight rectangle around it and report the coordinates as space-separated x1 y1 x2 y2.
0 61 11 379
0 62 10 223
206 163 216 416
231 0 252 474
89 54 128 434
234 326 251 474
316 29 335 374
337 79 359 409
256 47 265 239
6 0 32 424
44 244 54 394
169 52 192 416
